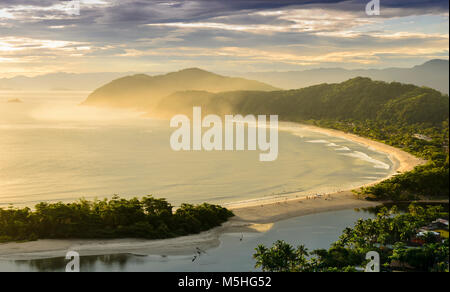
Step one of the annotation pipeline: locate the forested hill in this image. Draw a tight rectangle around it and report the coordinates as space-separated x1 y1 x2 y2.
82 68 278 109
155 77 449 126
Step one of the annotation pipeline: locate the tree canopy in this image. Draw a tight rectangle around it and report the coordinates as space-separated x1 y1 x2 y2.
254 204 449 272
0 196 234 243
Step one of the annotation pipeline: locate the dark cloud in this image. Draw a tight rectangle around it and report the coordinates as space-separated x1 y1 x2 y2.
1 1 448 20
1 0 448 74
100 0 448 23
0 0 57 8
0 0 447 47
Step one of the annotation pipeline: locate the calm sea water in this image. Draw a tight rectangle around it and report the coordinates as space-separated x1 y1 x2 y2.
0 209 375 272
0 91 393 208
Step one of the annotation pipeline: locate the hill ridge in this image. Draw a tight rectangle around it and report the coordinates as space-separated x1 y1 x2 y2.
82 68 278 109
154 77 449 126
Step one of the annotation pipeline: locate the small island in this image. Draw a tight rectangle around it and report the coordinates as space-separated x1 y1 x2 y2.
7 98 22 103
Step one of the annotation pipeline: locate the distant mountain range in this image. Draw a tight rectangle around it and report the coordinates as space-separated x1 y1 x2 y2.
0 72 138 92
1 60 448 95
79 61 448 125
236 59 449 94
82 68 278 109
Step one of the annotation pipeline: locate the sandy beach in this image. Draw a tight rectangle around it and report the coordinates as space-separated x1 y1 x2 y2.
0 123 425 260
293 123 425 173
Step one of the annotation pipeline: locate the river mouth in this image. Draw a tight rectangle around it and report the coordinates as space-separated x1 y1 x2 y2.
0 209 375 272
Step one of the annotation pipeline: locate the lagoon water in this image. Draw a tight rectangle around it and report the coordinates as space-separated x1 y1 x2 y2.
0 91 393 208
0 209 375 272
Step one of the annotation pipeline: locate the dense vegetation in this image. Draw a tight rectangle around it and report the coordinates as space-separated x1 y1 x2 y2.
157 77 449 125
157 77 449 201
254 204 449 272
310 119 449 201
0 196 234 243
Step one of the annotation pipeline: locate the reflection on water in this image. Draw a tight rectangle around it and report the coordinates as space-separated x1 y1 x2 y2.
0 91 393 208
12 254 135 272
0 209 375 272
364 202 449 214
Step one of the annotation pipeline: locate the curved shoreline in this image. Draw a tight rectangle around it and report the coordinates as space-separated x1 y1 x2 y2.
295 123 424 173
0 122 425 261
226 122 425 223
224 122 424 211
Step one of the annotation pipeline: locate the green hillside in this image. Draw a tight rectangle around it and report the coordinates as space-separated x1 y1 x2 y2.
155 77 449 126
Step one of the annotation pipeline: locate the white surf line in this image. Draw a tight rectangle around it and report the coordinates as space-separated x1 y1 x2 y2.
281 122 398 173
335 146 351 151
302 132 391 170
340 151 391 170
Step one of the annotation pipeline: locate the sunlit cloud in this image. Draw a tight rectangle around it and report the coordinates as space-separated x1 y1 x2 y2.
0 36 87 51
0 0 111 20
146 9 378 35
0 57 15 62
0 8 14 19
115 39 449 67
0 0 448 76
315 31 449 39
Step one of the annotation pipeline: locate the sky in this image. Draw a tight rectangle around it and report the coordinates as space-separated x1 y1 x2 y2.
0 0 448 78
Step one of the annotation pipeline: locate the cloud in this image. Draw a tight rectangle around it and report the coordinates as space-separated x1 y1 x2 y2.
146 8 378 35
1 1 448 23
0 0 448 76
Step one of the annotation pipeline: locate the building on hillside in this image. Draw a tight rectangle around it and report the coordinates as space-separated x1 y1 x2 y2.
413 134 433 141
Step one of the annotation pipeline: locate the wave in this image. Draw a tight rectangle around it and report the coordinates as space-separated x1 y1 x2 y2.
341 151 390 169
335 146 350 151
292 133 304 138
306 140 329 144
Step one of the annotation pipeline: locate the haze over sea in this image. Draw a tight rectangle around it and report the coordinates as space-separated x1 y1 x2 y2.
0 91 393 208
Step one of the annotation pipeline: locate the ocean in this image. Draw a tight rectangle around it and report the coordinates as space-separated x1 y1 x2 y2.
0 91 393 208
